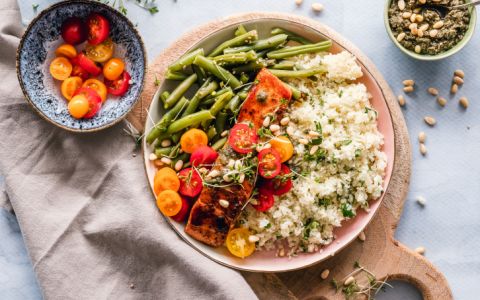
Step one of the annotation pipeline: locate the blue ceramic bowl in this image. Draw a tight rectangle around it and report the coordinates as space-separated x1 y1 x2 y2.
16 0 146 132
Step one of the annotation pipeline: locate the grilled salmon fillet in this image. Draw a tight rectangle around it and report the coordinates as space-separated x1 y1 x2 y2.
185 69 292 247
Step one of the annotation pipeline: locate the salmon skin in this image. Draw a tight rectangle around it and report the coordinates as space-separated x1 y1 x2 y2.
185 69 292 247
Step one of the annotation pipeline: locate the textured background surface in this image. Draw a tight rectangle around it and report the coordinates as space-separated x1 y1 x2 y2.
2 0 479 299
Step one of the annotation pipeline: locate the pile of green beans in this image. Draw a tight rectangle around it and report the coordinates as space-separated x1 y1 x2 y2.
146 24 332 165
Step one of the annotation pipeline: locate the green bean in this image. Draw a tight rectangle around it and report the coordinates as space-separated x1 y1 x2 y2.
169 48 204 72
223 34 288 54
267 41 332 59
226 86 250 113
231 60 270 73
270 27 312 44
192 64 207 84
271 60 296 70
171 131 182 144
211 137 227 151
165 69 188 80
199 98 215 109
212 50 257 66
282 81 302 99
207 126 217 140
215 111 228 137
182 79 218 117
193 56 241 89
159 91 170 105
235 25 247 36
146 97 189 144
268 41 330 54
166 110 214 134
204 87 231 101
164 74 197 109
239 73 250 83
154 146 173 157
208 30 258 57
268 67 327 78
168 143 181 158
202 91 234 128
173 153 190 166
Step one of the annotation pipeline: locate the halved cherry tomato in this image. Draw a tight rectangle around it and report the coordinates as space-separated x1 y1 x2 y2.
104 71 131 96
269 136 294 163
153 167 180 195
103 58 125 81
228 123 258 154
178 168 203 198
55 44 77 59
85 38 114 63
70 57 90 80
75 53 102 76
171 197 191 222
252 188 275 212
226 228 256 258
190 146 218 168
82 79 107 102
61 76 83 101
258 148 281 179
61 17 87 45
264 165 293 196
68 94 89 119
86 13 110 45
180 128 208 154
49 57 72 80
72 87 102 119
156 190 182 217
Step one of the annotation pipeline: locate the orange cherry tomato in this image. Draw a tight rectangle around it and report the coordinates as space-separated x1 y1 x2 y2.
269 136 294 162
82 78 107 102
153 167 180 195
85 38 114 63
156 190 182 217
180 129 208 154
55 44 77 59
61 76 83 101
226 228 256 258
103 58 125 81
49 57 72 80
68 94 89 119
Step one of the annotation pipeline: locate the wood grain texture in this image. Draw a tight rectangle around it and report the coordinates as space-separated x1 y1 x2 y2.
130 12 452 300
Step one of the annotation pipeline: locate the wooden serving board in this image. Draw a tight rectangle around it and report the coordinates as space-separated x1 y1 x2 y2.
128 12 452 300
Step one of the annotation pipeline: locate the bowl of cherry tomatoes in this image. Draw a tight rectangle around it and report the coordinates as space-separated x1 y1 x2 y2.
16 0 146 132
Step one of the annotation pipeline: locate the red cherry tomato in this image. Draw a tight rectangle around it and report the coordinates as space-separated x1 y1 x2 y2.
72 87 102 119
70 57 90 80
258 148 281 179
75 53 102 76
228 123 258 154
104 71 131 96
61 17 87 45
263 165 293 196
178 168 203 198
190 146 219 168
171 197 190 222
86 13 110 45
252 188 275 212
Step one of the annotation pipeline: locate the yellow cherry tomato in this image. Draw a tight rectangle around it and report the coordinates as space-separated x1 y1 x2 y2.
156 190 182 217
153 167 180 195
85 38 114 63
49 57 72 81
180 128 208 154
103 58 125 81
269 136 294 162
226 228 256 258
61 76 83 101
68 94 89 119
82 78 107 102
55 44 77 59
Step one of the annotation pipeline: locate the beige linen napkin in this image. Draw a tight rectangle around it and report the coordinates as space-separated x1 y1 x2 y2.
0 1 257 299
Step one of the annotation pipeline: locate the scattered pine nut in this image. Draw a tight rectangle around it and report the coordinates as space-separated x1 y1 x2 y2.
420 143 427 155
311 3 324 12
403 86 414 93
409 23 418 31
416 14 424 22
269 124 280 132
414 45 421 53
278 248 285 257
174 160 184 171
418 131 426 143
219 199 229 208
161 139 172 147
429 29 438 38
320 269 330 280
221 130 229 137
459 97 469 109
417 29 424 37
427 87 439 96
419 0 426 4
453 76 464 85
415 246 426 255
402 79 415 86
263 116 271 128
450 83 458 94
280 117 290 126
454 69 465 78
419 24 429 31
286 126 295 136
433 20 444 29
149 153 158 161
398 0 406 10
398 95 406 106
402 12 412 18
295 0 303 5
160 157 172 165
437 96 447 107
396 32 406 42
358 231 366 242
344 276 355 286
299 138 309 145
424 116 436 126
416 195 426 206
153 159 164 168
410 13 417 23
249 235 260 243
411 28 418 36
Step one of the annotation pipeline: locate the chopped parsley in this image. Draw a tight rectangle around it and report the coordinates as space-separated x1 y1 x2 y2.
341 203 355 218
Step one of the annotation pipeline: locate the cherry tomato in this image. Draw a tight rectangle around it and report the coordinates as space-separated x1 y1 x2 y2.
190 146 218 168
85 38 114 63
49 57 72 81
263 165 293 196
103 58 125 80
61 17 87 45
55 44 77 59
104 71 131 96
70 57 90 80
226 228 256 258
180 129 208 154
61 76 83 101
252 188 275 212
269 136 294 163
68 94 89 119
258 148 281 179
75 53 102 76
153 167 180 195
178 168 203 198
228 123 258 154
86 13 110 45
171 197 191 222
72 87 102 119
156 190 182 217
82 79 107 102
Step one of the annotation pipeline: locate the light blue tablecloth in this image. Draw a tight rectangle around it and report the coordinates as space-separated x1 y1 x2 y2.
2 0 480 299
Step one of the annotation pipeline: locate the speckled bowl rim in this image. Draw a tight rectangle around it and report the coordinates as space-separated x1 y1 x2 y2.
384 0 477 61
16 0 147 133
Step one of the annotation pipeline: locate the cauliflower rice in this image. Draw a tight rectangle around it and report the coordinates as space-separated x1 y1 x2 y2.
239 51 387 255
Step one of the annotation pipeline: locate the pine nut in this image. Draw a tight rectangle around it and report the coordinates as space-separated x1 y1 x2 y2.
223 174 232 182
207 169 220 178
299 138 309 145
227 159 235 169
239 173 245 184
344 276 355 286
419 24 429 31
411 28 418 36
309 145 319 155
429 29 438 37
417 29 424 37
269 124 280 132
403 86 414 93
280 117 290 126
235 160 242 170
311 3 324 12
413 7 421 13
418 131 426 143
416 195 426 206
199 167 208 174
454 69 465 78
295 0 303 5
286 126 295 136
160 157 172 165
409 23 418 30
263 116 271 128
161 139 172 147
450 83 458 94
427 87 438 96
420 143 427 155
459 97 469 109
308 130 320 137
153 159 164 168
249 235 260 243
398 95 406 106
320 269 330 280
419 0 426 4
415 246 426 255
278 248 285 257
219 199 229 208
358 231 366 242
416 14 424 22
410 13 417 22
149 153 158 161
433 20 444 29
453 76 464 85
424 116 436 126
437 96 447 107
402 12 412 18
403 79 415 86
221 130 229 137
398 0 406 10
174 160 184 171
396 32 406 42
414 45 421 53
